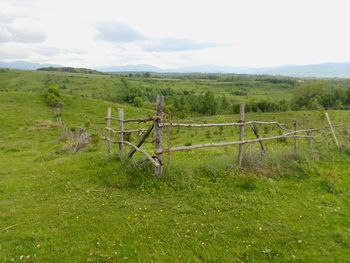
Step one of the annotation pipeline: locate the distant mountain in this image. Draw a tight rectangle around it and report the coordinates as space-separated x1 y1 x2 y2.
0 61 61 70
3 60 350 78
171 63 350 78
172 65 253 74
254 63 350 78
37 66 103 75
99 62 350 78
98 64 163 72
98 64 250 74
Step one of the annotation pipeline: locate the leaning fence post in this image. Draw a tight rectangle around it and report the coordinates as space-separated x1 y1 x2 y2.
238 103 245 166
106 107 112 156
118 108 124 160
292 119 298 152
251 123 265 155
154 95 164 176
325 112 339 148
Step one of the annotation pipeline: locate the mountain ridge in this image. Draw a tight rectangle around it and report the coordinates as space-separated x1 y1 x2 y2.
2 60 350 78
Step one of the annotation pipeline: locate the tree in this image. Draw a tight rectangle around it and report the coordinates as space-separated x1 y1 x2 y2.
143 72 151 78
220 95 229 110
133 96 143 107
45 83 63 108
346 87 350 104
291 81 327 109
309 95 323 110
333 88 347 103
202 91 218 115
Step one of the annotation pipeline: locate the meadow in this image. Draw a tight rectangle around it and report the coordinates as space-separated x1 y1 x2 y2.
1 69 350 262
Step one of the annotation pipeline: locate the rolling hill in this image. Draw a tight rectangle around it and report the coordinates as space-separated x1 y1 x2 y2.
2 60 350 78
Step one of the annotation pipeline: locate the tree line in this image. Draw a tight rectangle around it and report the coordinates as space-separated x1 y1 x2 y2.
118 78 350 116
291 81 350 110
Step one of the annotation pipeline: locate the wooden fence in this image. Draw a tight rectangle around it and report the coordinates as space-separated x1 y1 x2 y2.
103 95 349 177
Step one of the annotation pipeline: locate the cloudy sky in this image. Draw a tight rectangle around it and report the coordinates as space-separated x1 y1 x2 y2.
1 0 350 69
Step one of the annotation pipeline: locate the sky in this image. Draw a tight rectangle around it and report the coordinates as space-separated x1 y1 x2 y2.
1 0 350 69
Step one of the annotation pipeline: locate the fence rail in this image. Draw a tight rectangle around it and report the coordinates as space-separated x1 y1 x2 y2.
102 137 160 167
105 116 156 123
105 127 146 134
102 95 348 177
160 133 314 154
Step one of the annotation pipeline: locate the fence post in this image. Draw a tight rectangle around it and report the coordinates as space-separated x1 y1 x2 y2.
251 123 265 155
106 107 112 156
325 112 339 148
154 95 164 177
307 130 313 152
238 103 245 166
292 119 298 152
118 108 124 160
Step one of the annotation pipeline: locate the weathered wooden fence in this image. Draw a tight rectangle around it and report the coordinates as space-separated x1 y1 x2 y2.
103 95 349 177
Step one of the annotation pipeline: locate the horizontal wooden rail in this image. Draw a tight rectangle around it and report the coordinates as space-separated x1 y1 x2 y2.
160 121 287 128
102 137 160 167
105 116 157 123
160 131 314 153
105 127 145 134
297 127 334 134
333 122 350 128
160 122 338 133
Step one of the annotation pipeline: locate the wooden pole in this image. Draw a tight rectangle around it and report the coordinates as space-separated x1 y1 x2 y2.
102 137 160 168
118 108 124 160
161 133 314 153
105 127 145 134
106 117 155 123
154 95 164 176
238 103 245 166
325 112 339 147
307 130 313 152
160 121 287 128
127 124 154 158
251 123 265 155
106 107 112 156
292 119 298 152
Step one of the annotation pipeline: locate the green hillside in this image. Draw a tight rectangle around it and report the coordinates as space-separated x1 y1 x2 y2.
1 69 350 262
37 67 103 75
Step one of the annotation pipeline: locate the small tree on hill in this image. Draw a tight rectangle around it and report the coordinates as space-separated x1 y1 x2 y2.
45 83 63 109
133 96 143 107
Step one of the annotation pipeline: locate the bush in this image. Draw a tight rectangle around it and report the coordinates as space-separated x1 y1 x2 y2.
232 90 247 96
45 83 63 108
133 96 143 107
291 81 350 110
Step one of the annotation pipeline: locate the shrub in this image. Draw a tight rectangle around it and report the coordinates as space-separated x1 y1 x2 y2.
45 83 63 108
232 90 247 96
133 96 143 107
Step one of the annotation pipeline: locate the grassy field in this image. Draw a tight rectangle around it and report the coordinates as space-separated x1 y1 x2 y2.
1 70 350 262
0 69 295 106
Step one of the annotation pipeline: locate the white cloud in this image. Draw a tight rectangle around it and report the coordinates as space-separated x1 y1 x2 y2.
0 13 16 23
1 0 350 68
0 25 46 43
95 21 219 52
0 12 46 43
96 21 147 43
141 38 218 52
33 46 61 56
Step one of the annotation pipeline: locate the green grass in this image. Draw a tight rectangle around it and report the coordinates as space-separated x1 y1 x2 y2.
1 71 350 262
0 69 295 105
